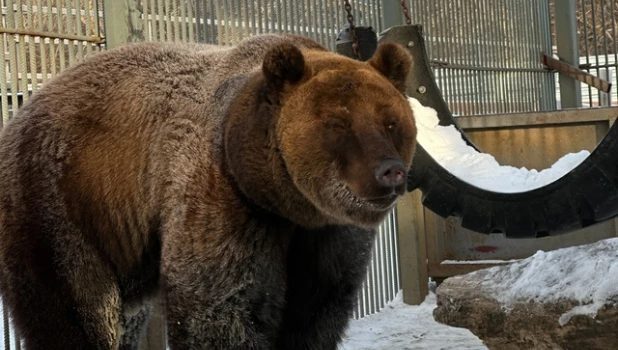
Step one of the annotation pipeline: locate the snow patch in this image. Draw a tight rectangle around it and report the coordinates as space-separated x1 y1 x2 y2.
410 97 590 193
466 238 618 324
340 291 487 350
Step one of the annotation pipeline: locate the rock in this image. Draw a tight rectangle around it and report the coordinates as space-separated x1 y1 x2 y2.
432 238 618 350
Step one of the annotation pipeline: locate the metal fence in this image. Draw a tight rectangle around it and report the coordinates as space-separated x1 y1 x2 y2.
571 0 618 107
408 0 557 116
353 211 401 319
0 0 105 122
136 0 383 49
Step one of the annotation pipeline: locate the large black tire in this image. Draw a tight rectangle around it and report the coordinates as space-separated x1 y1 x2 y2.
379 25 618 238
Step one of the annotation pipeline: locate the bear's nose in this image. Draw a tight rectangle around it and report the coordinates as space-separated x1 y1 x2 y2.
374 159 406 189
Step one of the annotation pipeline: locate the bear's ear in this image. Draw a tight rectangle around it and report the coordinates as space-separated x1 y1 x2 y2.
367 43 412 94
262 43 306 90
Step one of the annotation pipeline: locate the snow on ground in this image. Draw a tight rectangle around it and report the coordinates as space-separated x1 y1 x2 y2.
340 290 487 350
410 97 591 193
470 237 618 326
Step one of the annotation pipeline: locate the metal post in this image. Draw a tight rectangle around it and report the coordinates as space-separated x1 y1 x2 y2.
554 0 582 108
382 0 405 29
102 0 145 49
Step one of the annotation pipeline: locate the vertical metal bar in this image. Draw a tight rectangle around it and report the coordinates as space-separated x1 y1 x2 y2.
381 216 391 304
27 1 39 93
591 0 600 106
275 0 282 34
494 2 504 114
457 0 472 115
257 0 263 34
540 0 556 110
187 0 194 42
157 0 164 40
529 0 540 110
333 0 341 40
86 0 94 55
180 0 187 41
392 211 400 295
3 302 9 350
376 224 388 309
208 0 216 44
217 0 225 45
445 0 456 112
164 0 172 41
309 0 315 40
57 0 66 71
369 240 377 314
75 0 85 62
48 0 57 77
472 0 483 114
486 0 497 113
0 32 9 125
6 0 21 116
507 1 515 112
301 0 308 36
249 0 256 35
461 0 473 115
510 0 520 112
280 0 287 32
232 0 238 39
392 210 401 292
611 0 617 105
149 0 157 41
172 0 180 42
64 0 75 65
241 0 249 38
141 0 149 41
581 0 590 106
15 0 30 103
374 226 382 310
555 0 582 108
193 0 202 41
384 214 394 303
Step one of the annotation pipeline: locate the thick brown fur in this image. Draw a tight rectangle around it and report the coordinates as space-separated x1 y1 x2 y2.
0 33 416 349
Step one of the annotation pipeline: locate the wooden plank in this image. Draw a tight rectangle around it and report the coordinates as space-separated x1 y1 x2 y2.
542 53 611 93
395 190 429 305
457 106 618 129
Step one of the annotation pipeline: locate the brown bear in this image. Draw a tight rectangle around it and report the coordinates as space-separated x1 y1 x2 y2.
0 33 416 349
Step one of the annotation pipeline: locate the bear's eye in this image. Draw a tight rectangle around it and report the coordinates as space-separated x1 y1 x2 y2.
386 121 398 131
325 118 349 131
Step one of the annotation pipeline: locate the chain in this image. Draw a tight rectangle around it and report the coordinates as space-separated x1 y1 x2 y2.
343 0 361 60
399 0 412 25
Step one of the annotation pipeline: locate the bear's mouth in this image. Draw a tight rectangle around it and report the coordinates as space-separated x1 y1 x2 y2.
347 188 398 212
366 194 398 209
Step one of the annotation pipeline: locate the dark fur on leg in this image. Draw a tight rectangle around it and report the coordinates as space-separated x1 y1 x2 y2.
277 225 376 350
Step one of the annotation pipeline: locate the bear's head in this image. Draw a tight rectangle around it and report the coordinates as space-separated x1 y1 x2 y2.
225 39 416 228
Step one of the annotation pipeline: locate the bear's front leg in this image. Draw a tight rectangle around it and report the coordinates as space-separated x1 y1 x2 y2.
277 225 376 350
163 216 291 350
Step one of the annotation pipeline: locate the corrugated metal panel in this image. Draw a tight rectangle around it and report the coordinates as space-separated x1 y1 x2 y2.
353 210 401 319
139 0 383 51
408 0 556 116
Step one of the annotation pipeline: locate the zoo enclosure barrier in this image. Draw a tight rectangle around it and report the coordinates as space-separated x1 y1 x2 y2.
2 0 616 348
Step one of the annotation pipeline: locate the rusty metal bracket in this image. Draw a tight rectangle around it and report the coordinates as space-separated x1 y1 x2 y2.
542 52 612 93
